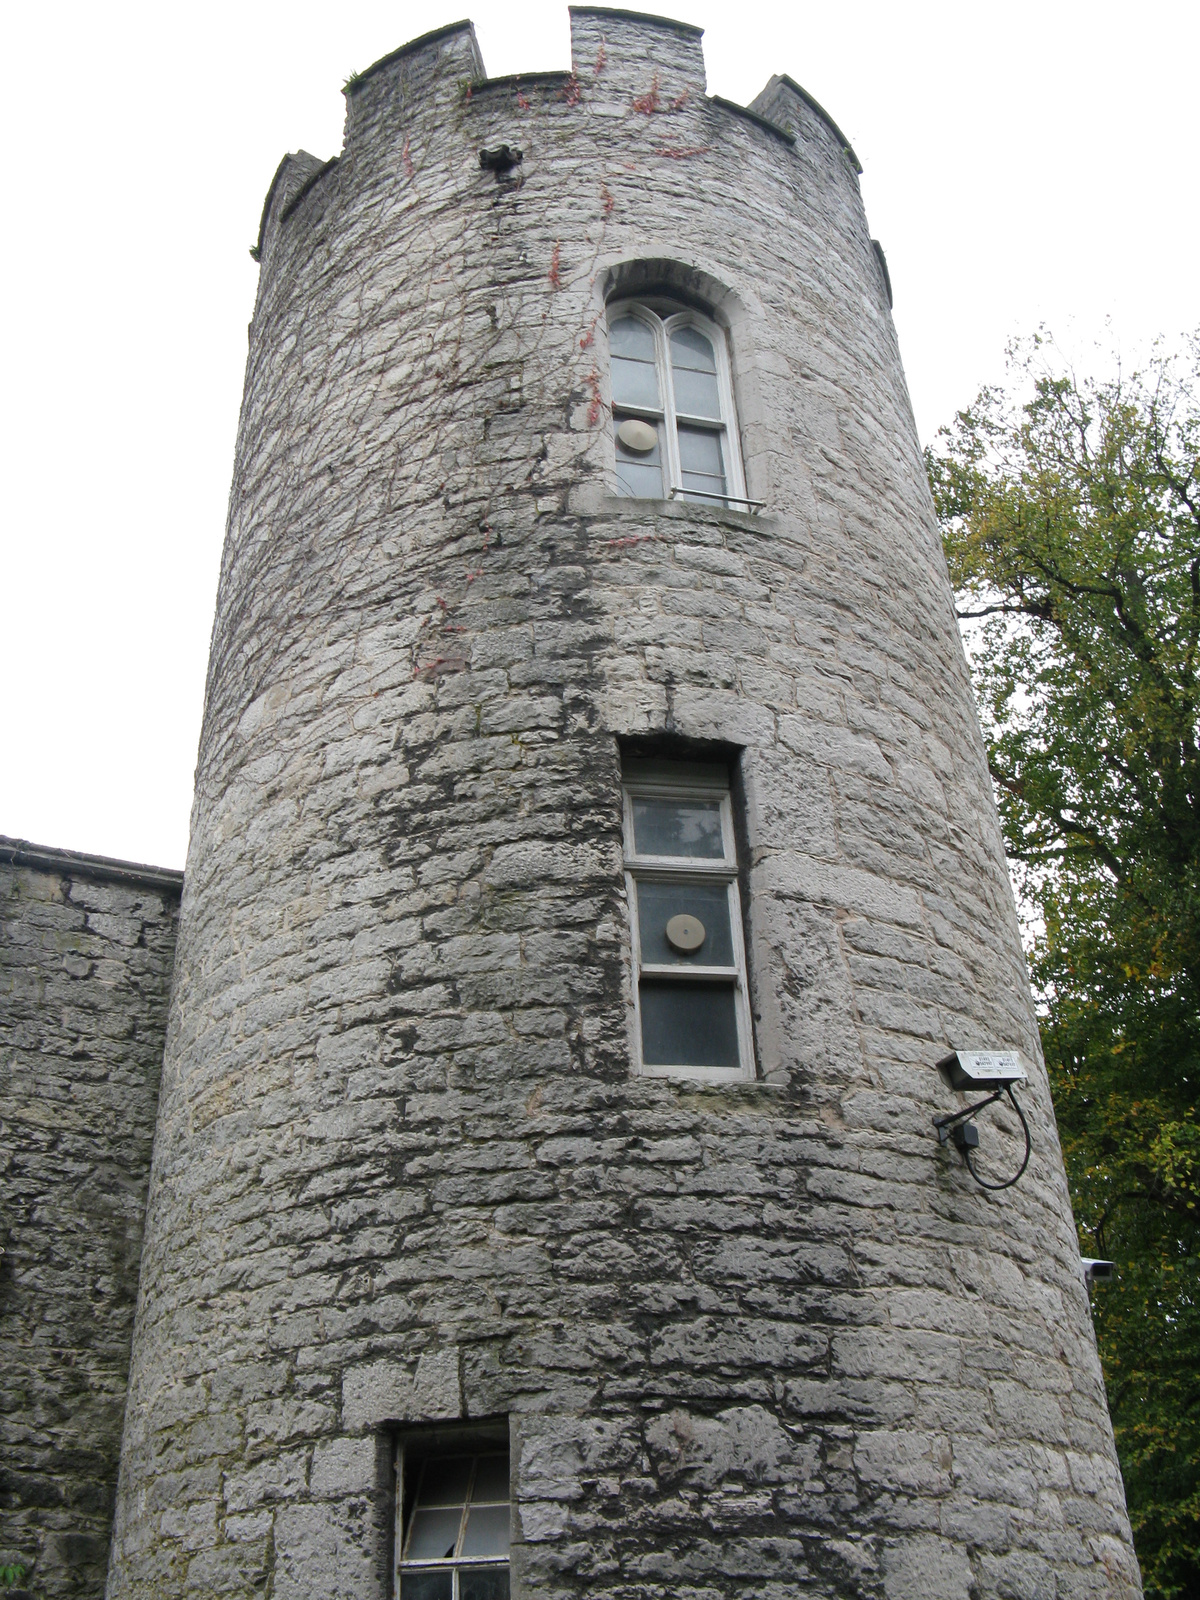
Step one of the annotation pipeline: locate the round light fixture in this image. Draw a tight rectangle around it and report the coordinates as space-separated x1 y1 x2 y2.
617 419 658 454
665 913 706 953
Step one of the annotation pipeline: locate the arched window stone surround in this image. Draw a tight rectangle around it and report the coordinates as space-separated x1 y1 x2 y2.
593 257 773 510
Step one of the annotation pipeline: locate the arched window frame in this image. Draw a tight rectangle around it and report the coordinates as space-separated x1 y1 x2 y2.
607 300 751 509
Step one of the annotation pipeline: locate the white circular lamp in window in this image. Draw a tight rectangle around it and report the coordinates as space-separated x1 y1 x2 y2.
665 913 706 953
616 418 658 454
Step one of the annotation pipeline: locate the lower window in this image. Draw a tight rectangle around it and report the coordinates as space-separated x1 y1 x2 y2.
397 1434 510 1600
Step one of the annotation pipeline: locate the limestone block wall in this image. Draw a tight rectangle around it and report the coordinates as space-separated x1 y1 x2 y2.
109 10 1141 1599
0 841 180 1599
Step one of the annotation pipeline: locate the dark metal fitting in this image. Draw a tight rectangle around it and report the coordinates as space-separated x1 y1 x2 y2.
950 1121 980 1153
479 145 523 175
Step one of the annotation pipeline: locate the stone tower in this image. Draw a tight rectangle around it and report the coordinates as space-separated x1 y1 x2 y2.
106 11 1141 1598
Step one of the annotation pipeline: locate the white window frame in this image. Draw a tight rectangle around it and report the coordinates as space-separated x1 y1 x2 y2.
607 299 751 510
622 765 755 1083
395 1442 511 1600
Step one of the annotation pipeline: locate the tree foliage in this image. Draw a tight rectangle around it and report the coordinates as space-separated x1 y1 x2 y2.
927 334 1200 1599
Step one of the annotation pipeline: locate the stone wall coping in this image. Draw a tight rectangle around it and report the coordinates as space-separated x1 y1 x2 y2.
469 71 573 95
568 5 705 39
253 18 858 276
279 155 340 226
759 73 862 174
709 95 796 147
253 150 327 263
343 19 476 97
0 836 184 894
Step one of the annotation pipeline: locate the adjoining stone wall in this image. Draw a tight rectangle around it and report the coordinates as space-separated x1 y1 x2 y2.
109 10 1141 1598
0 841 180 1600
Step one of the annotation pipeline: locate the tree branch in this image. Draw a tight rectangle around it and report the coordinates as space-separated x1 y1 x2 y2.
989 763 1127 881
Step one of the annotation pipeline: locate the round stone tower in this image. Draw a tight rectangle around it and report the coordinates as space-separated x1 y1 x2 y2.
108 11 1141 1598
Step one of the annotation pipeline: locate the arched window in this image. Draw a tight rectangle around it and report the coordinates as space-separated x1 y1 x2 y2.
607 300 748 508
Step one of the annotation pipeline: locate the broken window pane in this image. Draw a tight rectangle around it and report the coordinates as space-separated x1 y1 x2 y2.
401 1449 512 1589
407 1509 463 1561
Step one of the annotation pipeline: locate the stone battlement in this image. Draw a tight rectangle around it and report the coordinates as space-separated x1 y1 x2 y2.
255 9 865 280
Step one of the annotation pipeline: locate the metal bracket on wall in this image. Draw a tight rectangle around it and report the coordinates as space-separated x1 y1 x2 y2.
932 1080 1033 1192
479 145 523 178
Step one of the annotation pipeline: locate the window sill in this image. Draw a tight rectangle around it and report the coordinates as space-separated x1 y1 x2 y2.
586 493 775 536
639 1065 788 1088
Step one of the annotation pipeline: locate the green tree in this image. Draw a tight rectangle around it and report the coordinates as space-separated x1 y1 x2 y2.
927 334 1200 1599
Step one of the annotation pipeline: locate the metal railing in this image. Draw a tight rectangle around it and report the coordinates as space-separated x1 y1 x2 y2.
668 486 765 513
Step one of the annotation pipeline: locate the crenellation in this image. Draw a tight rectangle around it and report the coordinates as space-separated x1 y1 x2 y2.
342 21 485 146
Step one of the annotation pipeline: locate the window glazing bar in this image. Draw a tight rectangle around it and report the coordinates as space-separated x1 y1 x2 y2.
639 965 740 979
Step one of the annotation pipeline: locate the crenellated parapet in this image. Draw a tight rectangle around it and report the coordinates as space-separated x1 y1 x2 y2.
252 9 868 285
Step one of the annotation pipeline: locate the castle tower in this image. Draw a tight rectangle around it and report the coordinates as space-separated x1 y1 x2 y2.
107 12 1141 1597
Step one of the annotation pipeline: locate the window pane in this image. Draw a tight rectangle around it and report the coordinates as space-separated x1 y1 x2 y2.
400 1572 453 1600
460 1569 510 1600
470 1456 510 1504
640 980 740 1068
615 454 664 499
670 326 721 419
612 356 661 409
610 315 657 359
669 324 718 372
631 795 724 858
673 365 722 419
615 422 664 499
678 426 727 500
461 1504 511 1557
610 318 660 409
417 1458 472 1508
636 880 734 968
406 1509 463 1561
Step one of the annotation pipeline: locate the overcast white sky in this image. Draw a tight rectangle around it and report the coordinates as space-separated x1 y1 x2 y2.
2 1 1196 870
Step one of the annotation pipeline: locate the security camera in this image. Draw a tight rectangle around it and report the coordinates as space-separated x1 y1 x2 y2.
1081 1258 1115 1286
937 1048 1028 1092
